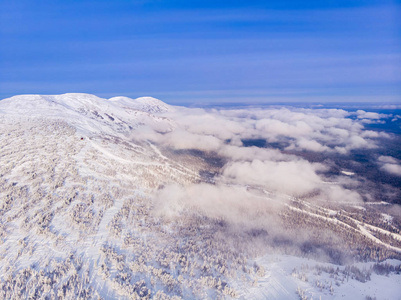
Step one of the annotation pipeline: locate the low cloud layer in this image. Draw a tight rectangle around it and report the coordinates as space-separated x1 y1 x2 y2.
378 156 401 177
153 183 284 229
161 106 388 155
135 104 394 225
221 159 325 196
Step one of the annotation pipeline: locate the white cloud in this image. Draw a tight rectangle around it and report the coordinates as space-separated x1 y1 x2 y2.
153 183 284 227
162 129 223 152
138 105 390 156
221 159 326 196
346 135 370 149
377 156 401 176
293 138 330 152
360 130 380 138
166 107 246 141
255 118 314 138
326 127 350 139
391 115 401 122
381 163 401 176
217 145 289 162
356 110 388 120
128 104 392 211
216 107 382 154
378 155 398 164
143 104 391 235
321 185 363 203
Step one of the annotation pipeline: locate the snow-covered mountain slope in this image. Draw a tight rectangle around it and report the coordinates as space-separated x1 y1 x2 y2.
0 93 400 300
0 94 204 299
109 96 172 114
0 93 174 136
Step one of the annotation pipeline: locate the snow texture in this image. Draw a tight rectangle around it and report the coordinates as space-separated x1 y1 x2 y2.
0 93 400 299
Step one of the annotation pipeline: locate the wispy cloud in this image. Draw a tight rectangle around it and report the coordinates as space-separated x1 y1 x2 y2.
128 103 396 227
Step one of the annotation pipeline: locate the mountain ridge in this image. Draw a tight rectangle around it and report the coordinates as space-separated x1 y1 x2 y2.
0 93 174 136
0 93 172 114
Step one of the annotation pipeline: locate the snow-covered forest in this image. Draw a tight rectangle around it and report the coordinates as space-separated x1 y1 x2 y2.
0 93 400 299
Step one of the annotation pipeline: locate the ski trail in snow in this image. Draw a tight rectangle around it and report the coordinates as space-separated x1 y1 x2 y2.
287 204 401 253
363 223 401 242
147 141 201 179
147 141 169 161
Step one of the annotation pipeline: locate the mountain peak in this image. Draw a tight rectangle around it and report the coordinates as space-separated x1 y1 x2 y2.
109 96 171 113
0 93 174 136
1 93 172 114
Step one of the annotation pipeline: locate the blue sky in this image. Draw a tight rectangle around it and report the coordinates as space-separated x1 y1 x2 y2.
0 0 400 104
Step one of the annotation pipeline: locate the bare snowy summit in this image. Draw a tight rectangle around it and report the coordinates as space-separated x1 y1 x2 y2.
0 93 174 135
1 93 171 115
109 95 172 113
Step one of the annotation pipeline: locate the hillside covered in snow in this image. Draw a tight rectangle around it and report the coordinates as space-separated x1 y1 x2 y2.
0 93 400 299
